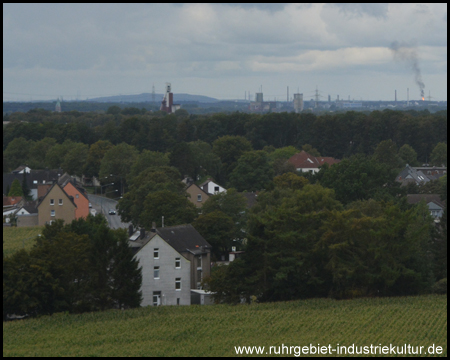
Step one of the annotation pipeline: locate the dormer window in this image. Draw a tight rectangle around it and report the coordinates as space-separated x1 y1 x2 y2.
214 186 219 193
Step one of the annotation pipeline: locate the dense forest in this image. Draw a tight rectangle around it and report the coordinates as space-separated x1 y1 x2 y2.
3 108 447 169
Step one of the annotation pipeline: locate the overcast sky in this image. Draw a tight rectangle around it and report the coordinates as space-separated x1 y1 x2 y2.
3 3 447 102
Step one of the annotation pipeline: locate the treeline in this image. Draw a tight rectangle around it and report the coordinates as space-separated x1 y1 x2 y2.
202 173 447 303
4 108 447 162
3 215 141 319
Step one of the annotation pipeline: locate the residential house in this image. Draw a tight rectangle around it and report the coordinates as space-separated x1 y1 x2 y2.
199 178 227 195
15 201 39 227
129 224 212 306
60 179 90 219
287 151 341 173
3 196 25 222
37 182 77 226
412 166 446 180
396 165 431 186
185 183 210 208
406 194 446 219
12 165 31 174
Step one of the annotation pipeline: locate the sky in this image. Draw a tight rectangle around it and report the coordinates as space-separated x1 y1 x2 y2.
3 3 447 102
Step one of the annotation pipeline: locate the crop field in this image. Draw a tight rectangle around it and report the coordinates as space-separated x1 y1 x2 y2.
3 295 446 357
3 226 43 257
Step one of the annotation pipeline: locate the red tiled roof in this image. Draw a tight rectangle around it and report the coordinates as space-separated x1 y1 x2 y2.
288 151 340 169
3 196 23 207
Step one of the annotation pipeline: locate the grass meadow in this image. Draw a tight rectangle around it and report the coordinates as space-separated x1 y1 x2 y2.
3 226 43 257
3 295 447 357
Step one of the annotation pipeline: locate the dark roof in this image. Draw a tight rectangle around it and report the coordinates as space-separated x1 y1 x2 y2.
17 201 38 214
3 169 63 194
396 165 431 185
12 165 30 173
406 194 446 208
156 224 212 254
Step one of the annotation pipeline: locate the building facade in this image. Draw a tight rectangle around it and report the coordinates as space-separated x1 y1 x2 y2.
134 233 191 306
37 183 76 226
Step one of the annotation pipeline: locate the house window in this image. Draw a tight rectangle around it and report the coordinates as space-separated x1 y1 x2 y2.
76 194 79 198
50 210 55 217
197 256 202 269
197 194 202 202
33 180 38 184
175 278 181 291
153 291 161 306
154 266 160 279
154 248 159 259
214 186 219 193
175 257 181 269
50 199 54 205
59 199 63 205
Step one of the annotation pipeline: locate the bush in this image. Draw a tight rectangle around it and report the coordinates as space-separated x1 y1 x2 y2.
432 278 447 294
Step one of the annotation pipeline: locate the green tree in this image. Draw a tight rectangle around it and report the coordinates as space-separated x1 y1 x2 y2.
21 171 31 200
128 150 170 181
317 154 401 205
430 142 447 167
398 144 419 167
99 143 139 190
372 139 401 169
267 146 300 162
83 140 114 178
301 144 321 157
212 135 252 182
62 143 89 177
242 184 343 302
8 179 24 197
45 140 78 169
273 173 309 190
188 141 222 180
169 142 195 179
3 137 32 171
229 150 274 192
28 137 57 169
201 188 248 244
106 105 121 115
193 210 235 259
118 166 184 226
140 190 198 228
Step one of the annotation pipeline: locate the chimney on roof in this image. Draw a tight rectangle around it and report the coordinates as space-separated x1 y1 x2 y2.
128 224 134 237
151 222 156 232
139 228 145 239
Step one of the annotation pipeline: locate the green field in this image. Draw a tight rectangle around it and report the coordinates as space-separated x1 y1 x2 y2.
3 226 43 257
3 295 446 357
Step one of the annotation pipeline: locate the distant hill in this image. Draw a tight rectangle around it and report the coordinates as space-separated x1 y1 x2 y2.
87 93 219 103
